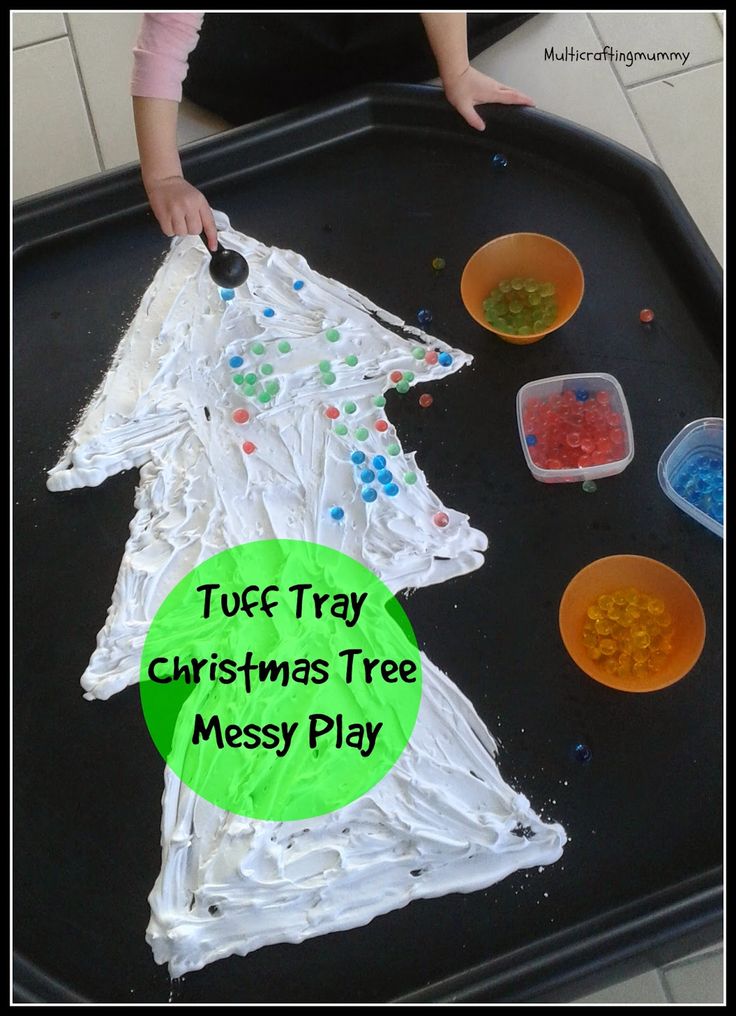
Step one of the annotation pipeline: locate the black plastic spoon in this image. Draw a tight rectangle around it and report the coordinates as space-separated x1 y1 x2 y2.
201 232 249 289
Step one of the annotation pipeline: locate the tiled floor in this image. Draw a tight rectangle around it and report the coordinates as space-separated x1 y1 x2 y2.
11 11 724 1004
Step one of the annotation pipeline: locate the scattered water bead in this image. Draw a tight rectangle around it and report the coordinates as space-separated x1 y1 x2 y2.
220 288 236 301
344 354 358 367
433 511 450 528
413 347 426 359
360 469 376 483
263 308 275 318
229 355 244 368
325 328 341 342
334 423 348 436
232 374 245 386
258 391 271 404
350 451 366 465
277 340 291 354
417 308 433 326
575 389 589 402
355 427 369 441
389 370 403 383
491 152 508 169
525 434 538 447
396 380 410 394
322 372 336 385
573 743 593 764
372 455 387 469
432 256 446 271
375 420 389 432
242 441 256 455
251 342 266 355
438 352 453 366
419 394 433 408
243 385 257 397
265 380 280 395
377 469 393 484
403 371 415 382
582 480 598 493
260 363 274 376
383 483 399 497
319 360 331 373
245 372 258 385
293 280 304 290
386 443 400 456
373 395 386 408
344 401 357 414
639 308 654 324
330 506 345 521
232 409 250 424
361 487 377 503
404 471 417 485
425 350 439 365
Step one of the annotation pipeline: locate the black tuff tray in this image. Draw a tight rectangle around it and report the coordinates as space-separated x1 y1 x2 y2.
13 85 723 1003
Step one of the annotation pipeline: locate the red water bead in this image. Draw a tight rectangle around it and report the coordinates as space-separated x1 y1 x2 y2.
592 450 610 465
425 350 439 365
547 458 563 470
610 427 624 445
580 437 596 454
595 390 610 406
566 432 581 448
232 408 250 424
390 370 403 383
577 455 593 468
596 437 613 454
325 406 340 419
640 308 655 323
419 394 433 408
375 419 389 432
607 411 621 428
433 511 450 528
242 441 256 455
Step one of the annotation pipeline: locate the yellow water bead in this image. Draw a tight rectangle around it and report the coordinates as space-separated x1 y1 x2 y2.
599 638 617 656
598 594 615 612
647 597 665 616
612 590 627 605
586 646 602 660
624 587 638 604
659 612 673 628
603 658 618 674
630 628 651 650
582 631 597 648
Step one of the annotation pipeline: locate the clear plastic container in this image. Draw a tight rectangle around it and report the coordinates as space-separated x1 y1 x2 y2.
516 372 635 484
657 417 723 538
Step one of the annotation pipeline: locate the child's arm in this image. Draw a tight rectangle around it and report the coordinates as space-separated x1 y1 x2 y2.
131 13 217 249
420 12 534 130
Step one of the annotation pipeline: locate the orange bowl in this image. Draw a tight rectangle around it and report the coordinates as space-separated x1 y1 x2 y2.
559 555 706 692
460 233 584 345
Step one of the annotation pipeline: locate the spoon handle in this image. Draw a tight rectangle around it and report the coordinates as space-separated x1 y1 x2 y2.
200 231 224 254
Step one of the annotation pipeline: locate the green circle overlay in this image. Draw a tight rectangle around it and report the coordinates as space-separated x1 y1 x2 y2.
140 540 421 821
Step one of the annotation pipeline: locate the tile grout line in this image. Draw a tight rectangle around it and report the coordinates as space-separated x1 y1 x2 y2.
585 13 661 167
661 946 724 974
657 967 675 1004
62 12 105 173
627 57 724 91
12 34 68 52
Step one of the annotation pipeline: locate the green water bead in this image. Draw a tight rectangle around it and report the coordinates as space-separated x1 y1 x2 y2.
251 342 266 355
243 385 257 397
509 301 523 315
539 282 556 298
344 402 357 414
232 374 244 385
523 278 539 292
244 372 258 385
260 363 274 376
355 427 369 441
325 328 341 342
396 380 410 394
319 360 331 373
258 391 271 404
510 277 524 291
412 347 426 360
518 325 532 336
431 257 446 271
533 319 545 331
277 340 291 354
322 371 336 385
334 423 348 436
344 354 358 367
387 443 400 456
528 292 542 307
373 396 386 407
265 380 280 395
403 371 415 381
404 471 418 485
499 280 512 293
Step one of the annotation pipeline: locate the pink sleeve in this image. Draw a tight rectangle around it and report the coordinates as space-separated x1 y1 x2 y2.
131 13 205 102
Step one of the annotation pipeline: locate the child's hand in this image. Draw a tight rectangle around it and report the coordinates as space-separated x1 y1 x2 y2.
443 67 534 131
145 176 218 250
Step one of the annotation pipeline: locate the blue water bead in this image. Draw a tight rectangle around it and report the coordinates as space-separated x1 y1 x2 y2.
492 152 508 170
383 483 399 497
525 434 537 446
293 280 305 291
573 743 593 764
438 352 453 367
361 487 378 503
377 469 393 484
263 307 275 317
228 355 244 368
575 389 590 402
350 450 366 465
330 506 345 521
372 455 387 470
219 288 236 301
360 469 375 483
417 308 433 326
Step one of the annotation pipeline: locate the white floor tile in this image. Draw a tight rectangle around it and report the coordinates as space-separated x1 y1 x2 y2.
628 63 723 262
12 38 100 200
471 13 654 160
12 12 66 49
590 12 723 86
67 12 143 171
662 950 724 1003
575 968 669 1004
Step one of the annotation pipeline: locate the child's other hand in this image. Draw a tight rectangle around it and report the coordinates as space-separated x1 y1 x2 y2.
145 176 218 250
443 67 534 132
